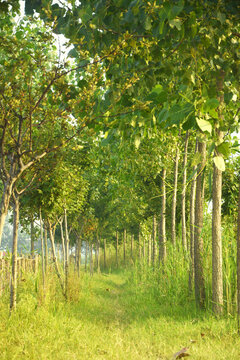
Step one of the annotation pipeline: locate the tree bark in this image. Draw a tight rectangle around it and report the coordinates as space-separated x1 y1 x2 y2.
39 209 45 289
77 237 81 277
104 238 106 268
47 219 64 294
60 218 66 273
159 168 167 264
194 140 206 309
0 181 13 246
116 230 118 267
237 176 240 331
10 192 19 311
30 217 34 256
181 131 189 251
171 141 180 247
152 215 157 269
90 243 93 275
85 241 88 272
189 140 197 292
123 229 126 264
148 234 151 266
212 71 225 315
44 223 48 275
64 209 70 298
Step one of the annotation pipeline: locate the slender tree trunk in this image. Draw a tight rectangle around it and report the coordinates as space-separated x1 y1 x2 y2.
116 230 118 267
90 243 93 275
138 229 141 260
143 235 145 261
0 181 13 246
212 71 225 315
159 168 167 264
64 209 70 298
182 131 189 252
194 140 206 309
123 229 126 264
85 241 88 272
77 237 81 277
104 239 106 268
30 217 34 256
131 234 134 260
189 140 197 292
171 141 180 247
10 192 19 311
152 215 157 269
97 236 100 273
237 176 240 331
39 209 45 289
44 223 48 275
148 234 151 266
47 219 64 294
60 219 66 273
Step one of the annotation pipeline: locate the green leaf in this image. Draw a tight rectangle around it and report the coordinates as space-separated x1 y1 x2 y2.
192 152 202 166
213 156 225 171
217 142 231 157
169 19 181 30
203 98 219 112
196 118 212 134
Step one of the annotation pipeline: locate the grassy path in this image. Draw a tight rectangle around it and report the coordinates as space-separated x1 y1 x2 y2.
0 270 240 359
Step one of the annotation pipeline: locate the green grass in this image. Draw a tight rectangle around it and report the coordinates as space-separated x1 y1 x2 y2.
0 268 240 359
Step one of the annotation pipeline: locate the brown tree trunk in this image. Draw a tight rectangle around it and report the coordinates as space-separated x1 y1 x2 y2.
85 241 88 272
182 131 189 252
30 217 34 256
104 239 106 268
0 181 13 246
212 71 225 315
10 192 19 311
60 218 65 273
152 215 157 269
47 219 64 294
171 142 180 247
123 229 126 264
39 209 45 289
90 243 93 276
159 168 167 264
64 209 70 299
116 230 118 267
237 176 240 331
189 140 197 292
194 140 206 309
44 223 48 275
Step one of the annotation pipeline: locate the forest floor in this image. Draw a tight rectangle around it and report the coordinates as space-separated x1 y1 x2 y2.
0 269 240 359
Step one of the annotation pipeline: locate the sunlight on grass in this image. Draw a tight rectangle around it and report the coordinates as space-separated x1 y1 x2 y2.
0 269 240 360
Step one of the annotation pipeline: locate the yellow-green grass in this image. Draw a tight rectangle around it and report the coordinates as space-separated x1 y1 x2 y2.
0 269 239 359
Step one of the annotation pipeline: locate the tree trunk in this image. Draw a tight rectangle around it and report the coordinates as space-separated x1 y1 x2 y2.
39 209 45 289
85 241 88 272
194 140 206 309
116 230 118 267
64 209 69 298
60 218 66 273
47 219 64 294
237 176 240 331
0 181 13 246
131 233 134 260
212 152 223 314
159 168 167 264
90 243 93 275
104 239 106 268
123 229 126 264
97 236 100 273
77 237 81 277
171 141 180 247
182 131 189 252
10 192 19 311
44 223 48 275
30 217 34 256
189 140 197 292
212 72 225 315
152 215 157 269
148 234 151 266
138 229 141 260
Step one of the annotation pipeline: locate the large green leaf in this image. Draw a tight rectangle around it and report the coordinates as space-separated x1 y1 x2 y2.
196 118 212 134
213 156 225 171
